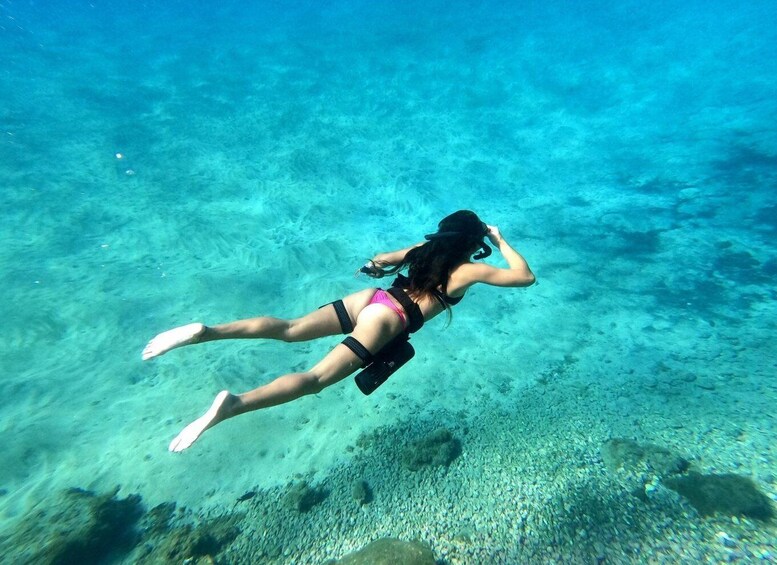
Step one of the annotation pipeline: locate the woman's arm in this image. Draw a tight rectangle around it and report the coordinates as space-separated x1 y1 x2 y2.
488 226 534 284
457 226 535 288
371 243 423 266
358 243 423 278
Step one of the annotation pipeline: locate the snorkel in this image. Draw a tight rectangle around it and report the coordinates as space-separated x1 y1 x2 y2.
424 210 492 260
473 239 492 260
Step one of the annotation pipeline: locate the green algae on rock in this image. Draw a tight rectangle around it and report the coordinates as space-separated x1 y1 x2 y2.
283 480 328 512
600 438 691 502
400 427 462 471
0 486 143 564
601 438 689 478
140 514 241 563
330 538 436 565
0 487 242 565
351 479 372 505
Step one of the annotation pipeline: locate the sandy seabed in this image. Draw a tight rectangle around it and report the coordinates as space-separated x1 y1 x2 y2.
1 1 775 562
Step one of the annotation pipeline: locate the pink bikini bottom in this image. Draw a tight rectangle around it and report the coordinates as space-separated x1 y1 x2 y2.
369 289 407 327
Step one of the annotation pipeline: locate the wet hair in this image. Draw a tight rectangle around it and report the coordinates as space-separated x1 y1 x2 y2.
375 210 490 316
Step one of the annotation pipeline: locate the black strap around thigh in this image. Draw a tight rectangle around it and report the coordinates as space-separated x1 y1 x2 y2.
319 299 354 334
341 336 373 368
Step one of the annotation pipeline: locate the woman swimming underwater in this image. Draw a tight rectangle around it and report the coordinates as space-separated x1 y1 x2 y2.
142 210 535 452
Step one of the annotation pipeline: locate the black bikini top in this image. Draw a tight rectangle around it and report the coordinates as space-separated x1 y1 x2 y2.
391 274 464 306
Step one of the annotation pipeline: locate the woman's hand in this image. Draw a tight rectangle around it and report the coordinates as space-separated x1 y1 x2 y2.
357 260 386 278
485 225 502 245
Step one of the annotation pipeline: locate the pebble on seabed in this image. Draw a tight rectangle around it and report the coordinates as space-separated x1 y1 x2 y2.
716 531 737 548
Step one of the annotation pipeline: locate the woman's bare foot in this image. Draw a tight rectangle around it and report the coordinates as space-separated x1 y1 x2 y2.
142 323 205 360
168 390 236 452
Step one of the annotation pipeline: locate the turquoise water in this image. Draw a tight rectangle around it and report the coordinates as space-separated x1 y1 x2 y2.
1 1 776 562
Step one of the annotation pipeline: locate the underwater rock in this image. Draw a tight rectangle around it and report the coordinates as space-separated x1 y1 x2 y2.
141 515 241 564
663 472 775 520
601 438 689 478
400 428 462 471
331 538 436 565
0 487 242 565
141 501 177 536
0 486 144 564
601 438 689 501
283 480 328 512
351 479 372 505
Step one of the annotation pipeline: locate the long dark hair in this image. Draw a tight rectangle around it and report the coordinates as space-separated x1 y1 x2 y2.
377 210 490 313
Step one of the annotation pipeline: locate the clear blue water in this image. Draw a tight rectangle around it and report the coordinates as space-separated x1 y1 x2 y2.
1 1 776 562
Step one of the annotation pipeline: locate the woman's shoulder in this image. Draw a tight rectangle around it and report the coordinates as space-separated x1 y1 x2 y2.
449 261 484 280
447 262 479 295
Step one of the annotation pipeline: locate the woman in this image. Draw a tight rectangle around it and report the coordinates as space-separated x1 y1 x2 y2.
143 211 535 452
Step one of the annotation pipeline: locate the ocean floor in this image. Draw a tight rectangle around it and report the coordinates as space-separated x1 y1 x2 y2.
1 1 776 563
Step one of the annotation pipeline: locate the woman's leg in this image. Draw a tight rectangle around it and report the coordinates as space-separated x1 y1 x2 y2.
168 303 403 452
142 288 377 360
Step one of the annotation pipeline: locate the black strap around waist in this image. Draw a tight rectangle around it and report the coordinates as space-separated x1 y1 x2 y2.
392 273 462 306
386 287 424 333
